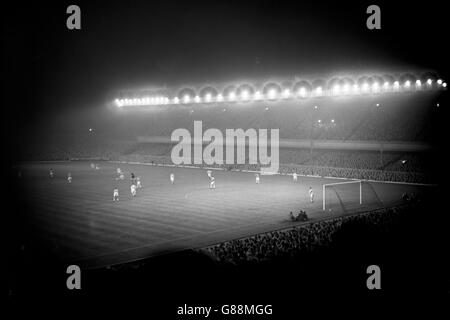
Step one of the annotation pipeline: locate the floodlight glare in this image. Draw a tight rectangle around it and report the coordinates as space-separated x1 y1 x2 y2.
427 79 432 85
362 83 369 91
205 93 212 102
437 79 443 85
241 90 249 100
443 82 447 88
217 94 224 102
394 81 400 87
228 91 236 101
315 87 322 95
283 88 290 98
416 80 421 86
183 95 190 103
333 85 340 95
173 97 180 104
254 91 261 100
268 88 277 99
343 84 349 93
405 80 411 87
194 95 201 103
299 87 306 96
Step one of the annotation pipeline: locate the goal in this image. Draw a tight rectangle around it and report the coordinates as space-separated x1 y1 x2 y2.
322 180 382 213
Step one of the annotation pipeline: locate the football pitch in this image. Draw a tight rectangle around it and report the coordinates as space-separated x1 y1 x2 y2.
16 161 427 269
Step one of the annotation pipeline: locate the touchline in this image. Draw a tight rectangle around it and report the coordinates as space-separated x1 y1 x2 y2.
171 120 280 173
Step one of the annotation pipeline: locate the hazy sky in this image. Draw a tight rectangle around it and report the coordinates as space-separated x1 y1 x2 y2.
3 0 448 135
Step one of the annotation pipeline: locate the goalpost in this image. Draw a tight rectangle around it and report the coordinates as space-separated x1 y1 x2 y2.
323 180 362 211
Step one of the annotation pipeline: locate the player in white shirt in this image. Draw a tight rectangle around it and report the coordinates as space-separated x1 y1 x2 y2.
67 172 72 183
49 169 54 178
117 168 122 175
170 173 175 184
209 176 215 189
130 184 137 197
113 187 119 201
136 177 142 189
293 172 298 182
255 173 260 184
207 170 212 179
309 187 314 203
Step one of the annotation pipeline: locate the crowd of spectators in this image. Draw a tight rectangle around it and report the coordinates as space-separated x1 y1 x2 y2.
18 138 135 162
118 147 431 183
120 94 437 142
202 204 410 265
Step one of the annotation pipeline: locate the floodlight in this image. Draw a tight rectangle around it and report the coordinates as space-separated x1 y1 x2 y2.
362 83 369 92
268 88 277 99
205 93 212 102
217 94 224 102
443 83 447 88
228 91 236 101
254 91 262 100
437 79 443 85
183 95 190 103
333 85 340 95
427 79 432 85
241 90 249 100
283 88 290 98
315 87 322 96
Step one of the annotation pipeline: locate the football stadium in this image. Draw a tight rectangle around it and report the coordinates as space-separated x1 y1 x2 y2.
5 1 448 303
14 73 444 269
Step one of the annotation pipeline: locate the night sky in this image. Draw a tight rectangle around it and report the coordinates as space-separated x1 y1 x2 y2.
2 0 448 137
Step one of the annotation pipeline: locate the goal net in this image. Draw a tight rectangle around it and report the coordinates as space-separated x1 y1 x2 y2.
322 180 383 213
